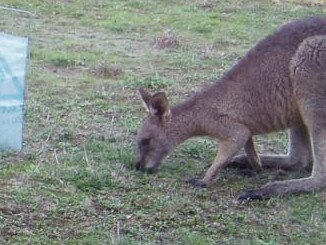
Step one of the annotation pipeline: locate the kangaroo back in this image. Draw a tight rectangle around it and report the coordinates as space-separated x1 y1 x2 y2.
195 17 326 135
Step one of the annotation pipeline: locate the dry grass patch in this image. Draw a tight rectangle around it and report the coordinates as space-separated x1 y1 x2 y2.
198 44 215 59
196 0 216 10
90 63 124 80
153 29 180 49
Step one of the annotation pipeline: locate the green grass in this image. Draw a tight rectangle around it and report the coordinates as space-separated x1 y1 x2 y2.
0 0 325 244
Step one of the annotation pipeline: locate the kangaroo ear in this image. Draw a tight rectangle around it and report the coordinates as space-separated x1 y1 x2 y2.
139 87 152 110
149 92 171 122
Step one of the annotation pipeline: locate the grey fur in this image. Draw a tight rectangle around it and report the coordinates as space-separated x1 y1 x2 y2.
136 17 326 200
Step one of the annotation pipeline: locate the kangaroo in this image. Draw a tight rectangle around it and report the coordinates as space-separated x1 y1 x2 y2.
135 17 326 200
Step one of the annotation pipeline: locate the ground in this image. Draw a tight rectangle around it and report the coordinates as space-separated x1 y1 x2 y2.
0 0 325 244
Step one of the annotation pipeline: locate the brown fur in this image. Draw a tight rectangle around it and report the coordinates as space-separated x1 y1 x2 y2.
135 17 326 200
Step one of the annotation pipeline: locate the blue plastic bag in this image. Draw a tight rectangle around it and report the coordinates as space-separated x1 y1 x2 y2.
0 33 28 150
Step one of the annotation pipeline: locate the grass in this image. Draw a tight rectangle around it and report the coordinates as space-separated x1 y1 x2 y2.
0 0 325 244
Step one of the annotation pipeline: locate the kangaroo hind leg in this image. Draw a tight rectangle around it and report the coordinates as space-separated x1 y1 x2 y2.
237 35 326 200
229 126 312 172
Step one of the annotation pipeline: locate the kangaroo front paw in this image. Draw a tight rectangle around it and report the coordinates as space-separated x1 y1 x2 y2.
236 188 268 201
186 178 208 188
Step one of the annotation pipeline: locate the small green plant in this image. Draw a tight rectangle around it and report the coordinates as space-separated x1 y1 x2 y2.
50 56 76 68
66 168 118 192
181 232 214 245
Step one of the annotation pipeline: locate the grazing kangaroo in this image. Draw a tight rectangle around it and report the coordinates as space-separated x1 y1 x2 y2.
135 17 326 200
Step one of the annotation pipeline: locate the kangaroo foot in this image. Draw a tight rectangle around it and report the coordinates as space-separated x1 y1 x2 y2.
236 180 290 201
236 188 268 201
186 178 208 188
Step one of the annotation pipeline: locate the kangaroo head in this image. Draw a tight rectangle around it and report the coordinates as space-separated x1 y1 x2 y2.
135 88 174 174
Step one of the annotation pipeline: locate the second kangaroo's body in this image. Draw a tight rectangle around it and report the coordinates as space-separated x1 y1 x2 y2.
136 17 326 200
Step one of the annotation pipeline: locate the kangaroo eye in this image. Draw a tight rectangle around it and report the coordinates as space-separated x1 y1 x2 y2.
140 138 151 146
